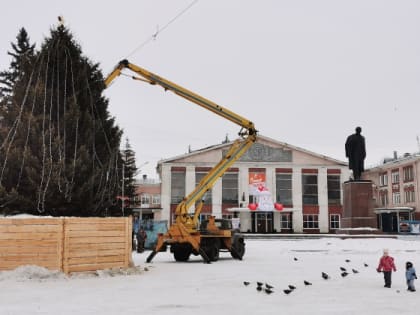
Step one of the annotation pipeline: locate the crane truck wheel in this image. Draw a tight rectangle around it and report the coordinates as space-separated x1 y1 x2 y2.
209 239 220 262
172 243 192 262
201 238 220 262
230 235 245 260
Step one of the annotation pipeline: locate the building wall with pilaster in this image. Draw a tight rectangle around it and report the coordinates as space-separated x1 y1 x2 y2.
158 135 350 233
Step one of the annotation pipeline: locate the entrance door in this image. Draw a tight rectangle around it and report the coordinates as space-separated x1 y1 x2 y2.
253 212 274 233
381 213 398 233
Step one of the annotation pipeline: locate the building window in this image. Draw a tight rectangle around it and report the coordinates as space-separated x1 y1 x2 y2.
222 213 233 220
195 171 212 204
280 214 291 229
379 190 388 206
405 190 415 203
199 214 211 222
303 214 319 229
276 174 292 206
403 166 414 182
222 173 239 204
141 194 150 205
391 170 400 184
330 214 340 229
392 192 401 204
152 195 161 205
404 185 415 203
327 175 341 205
302 174 318 205
171 171 185 203
379 173 388 187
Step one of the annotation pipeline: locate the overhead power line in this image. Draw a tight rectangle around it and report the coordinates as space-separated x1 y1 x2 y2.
125 0 199 58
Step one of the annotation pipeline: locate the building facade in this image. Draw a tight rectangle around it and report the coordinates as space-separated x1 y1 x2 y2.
362 153 420 233
157 135 350 233
132 175 162 220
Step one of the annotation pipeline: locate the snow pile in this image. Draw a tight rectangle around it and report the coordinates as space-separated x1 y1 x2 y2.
0 265 145 281
84 266 144 278
0 265 67 282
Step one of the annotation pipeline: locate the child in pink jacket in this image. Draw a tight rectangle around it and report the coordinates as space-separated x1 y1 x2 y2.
377 249 397 288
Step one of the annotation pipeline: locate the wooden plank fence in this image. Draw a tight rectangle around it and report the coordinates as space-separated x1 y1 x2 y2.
0 217 132 274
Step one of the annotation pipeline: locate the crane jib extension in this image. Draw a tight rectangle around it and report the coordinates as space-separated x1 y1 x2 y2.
104 60 257 263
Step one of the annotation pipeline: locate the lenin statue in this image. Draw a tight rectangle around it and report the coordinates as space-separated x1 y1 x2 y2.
345 126 366 180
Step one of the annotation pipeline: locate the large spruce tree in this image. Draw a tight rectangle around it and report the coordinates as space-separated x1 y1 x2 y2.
0 25 123 216
0 28 35 101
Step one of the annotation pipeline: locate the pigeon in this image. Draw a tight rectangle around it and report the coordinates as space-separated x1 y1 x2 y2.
283 289 293 295
293 257 298 261
256 286 263 291
322 272 329 280
352 269 359 274
304 280 312 286
243 281 250 286
340 267 347 272
341 272 349 277
288 285 296 290
265 288 274 294
345 259 351 263
364 263 369 267
265 283 274 289
257 282 263 287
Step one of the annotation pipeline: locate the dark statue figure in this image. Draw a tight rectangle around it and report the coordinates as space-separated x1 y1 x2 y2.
345 126 366 180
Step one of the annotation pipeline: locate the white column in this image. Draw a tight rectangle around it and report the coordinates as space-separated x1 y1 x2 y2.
318 167 329 233
273 212 281 232
238 166 251 232
240 212 251 232
265 166 276 201
292 167 303 233
160 164 172 222
185 165 196 212
341 167 351 205
212 179 222 218
239 166 249 207
266 166 280 232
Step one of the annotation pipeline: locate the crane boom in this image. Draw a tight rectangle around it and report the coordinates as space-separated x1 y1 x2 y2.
104 60 257 263
105 60 256 134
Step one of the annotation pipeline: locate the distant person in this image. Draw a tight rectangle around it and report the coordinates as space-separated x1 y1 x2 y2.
345 126 366 180
132 216 140 250
377 249 396 288
405 261 417 292
136 227 147 253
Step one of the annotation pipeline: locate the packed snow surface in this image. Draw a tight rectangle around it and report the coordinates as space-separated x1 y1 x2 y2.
0 236 419 315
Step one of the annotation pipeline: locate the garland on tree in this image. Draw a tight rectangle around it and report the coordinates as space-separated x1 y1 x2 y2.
0 25 133 216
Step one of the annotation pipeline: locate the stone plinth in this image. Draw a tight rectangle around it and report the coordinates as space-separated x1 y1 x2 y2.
342 180 377 229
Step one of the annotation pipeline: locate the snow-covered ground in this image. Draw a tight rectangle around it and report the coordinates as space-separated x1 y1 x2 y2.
0 236 419 315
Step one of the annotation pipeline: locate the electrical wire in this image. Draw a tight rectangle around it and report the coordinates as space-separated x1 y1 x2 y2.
16 53 45 189
124 0 199 58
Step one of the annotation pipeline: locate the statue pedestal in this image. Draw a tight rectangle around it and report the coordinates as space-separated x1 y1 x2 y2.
341 180 376 229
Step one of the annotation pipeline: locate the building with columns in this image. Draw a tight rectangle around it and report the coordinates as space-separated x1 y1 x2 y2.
156 135 350 234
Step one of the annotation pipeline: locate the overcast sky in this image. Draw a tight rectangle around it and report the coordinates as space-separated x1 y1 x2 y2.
1 0 420 178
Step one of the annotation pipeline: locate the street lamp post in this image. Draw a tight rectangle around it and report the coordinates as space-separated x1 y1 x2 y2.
135 161 149 220
121 160 125 217
122 150 126 216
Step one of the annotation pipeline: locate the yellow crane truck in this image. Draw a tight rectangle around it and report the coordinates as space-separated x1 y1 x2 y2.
105 60 257 263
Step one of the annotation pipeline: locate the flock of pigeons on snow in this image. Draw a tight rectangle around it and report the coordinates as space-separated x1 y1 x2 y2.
243 257 369 295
